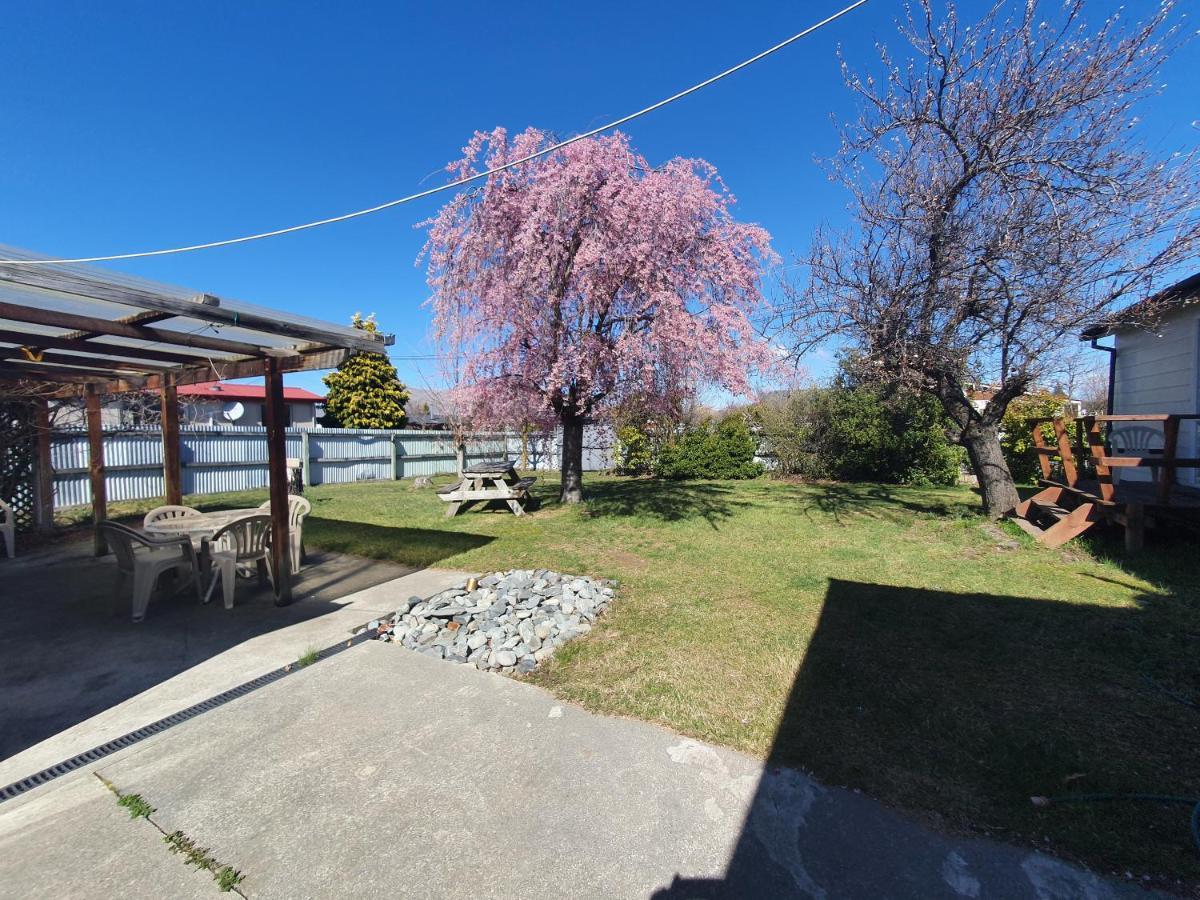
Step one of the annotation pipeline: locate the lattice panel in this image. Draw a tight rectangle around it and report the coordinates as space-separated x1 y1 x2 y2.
0 401 36 533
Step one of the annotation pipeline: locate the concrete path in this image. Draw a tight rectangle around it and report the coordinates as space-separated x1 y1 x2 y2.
0 554 467 787
0 642 1160 899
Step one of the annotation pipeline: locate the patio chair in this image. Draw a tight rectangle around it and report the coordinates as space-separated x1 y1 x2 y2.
99 520 203 622
0 498 14 559
258 495 312 573
143 505 202 529
203 514 273 609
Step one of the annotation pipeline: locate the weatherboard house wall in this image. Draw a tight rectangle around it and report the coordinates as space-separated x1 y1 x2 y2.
1093 276 1200 488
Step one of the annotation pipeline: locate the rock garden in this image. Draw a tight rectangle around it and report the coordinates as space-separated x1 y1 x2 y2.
366 569 616 674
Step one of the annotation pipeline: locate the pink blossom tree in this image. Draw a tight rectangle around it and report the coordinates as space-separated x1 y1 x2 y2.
421 128 776 503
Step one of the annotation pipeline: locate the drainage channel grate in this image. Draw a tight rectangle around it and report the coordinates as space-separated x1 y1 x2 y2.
0 628 374 805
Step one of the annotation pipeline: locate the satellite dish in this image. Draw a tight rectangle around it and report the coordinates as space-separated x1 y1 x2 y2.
221 401 245 423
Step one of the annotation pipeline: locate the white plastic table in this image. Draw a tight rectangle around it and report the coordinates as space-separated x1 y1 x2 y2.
144 508 262 574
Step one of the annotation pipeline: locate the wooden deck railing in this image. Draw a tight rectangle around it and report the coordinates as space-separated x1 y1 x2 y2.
1028 413 1200 505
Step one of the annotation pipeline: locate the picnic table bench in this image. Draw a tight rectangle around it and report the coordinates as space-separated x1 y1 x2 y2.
438 460 536 517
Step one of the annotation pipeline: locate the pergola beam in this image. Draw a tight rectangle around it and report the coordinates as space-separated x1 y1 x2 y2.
61 309 175 342
0 266 391 354
0 363 145 384
0 348 172 374
0 300 274 357
0 328 237 365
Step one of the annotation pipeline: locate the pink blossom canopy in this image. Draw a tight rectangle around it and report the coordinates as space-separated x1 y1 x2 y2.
421 128 776 427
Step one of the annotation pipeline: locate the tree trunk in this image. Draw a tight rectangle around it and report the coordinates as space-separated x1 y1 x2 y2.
559 414 585 504
961 422 1021 519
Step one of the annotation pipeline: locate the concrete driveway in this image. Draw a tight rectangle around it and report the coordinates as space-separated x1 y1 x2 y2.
0 642 1162 899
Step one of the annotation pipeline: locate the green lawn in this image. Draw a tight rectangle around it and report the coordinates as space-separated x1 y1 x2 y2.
69 473 1199 884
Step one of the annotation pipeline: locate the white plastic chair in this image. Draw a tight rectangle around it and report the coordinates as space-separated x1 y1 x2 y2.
143 505 202 529
203 514 273 609
258 495 312 572
100 521 203 622
0 498 14 559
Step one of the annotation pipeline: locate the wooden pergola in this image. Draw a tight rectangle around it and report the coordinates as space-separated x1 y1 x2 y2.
0 244 393 604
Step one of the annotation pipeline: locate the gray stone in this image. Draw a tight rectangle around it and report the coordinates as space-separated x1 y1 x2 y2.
516 657 537 673
467 632 488 651
494 650 517 668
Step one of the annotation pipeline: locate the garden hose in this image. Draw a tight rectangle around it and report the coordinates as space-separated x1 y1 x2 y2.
1030 794 1200 852
1031 676 1200 853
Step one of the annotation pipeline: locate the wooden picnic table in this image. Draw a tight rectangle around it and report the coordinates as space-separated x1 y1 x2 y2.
438 460 537 517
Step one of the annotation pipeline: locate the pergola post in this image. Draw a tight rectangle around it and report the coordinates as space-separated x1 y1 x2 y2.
33 398 54 532
85 384 108 555
263 357 292 605
160 374 182 506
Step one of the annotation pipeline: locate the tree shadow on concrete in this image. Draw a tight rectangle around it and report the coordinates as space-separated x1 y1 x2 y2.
0 525 492 764
652 579 1199 897
577 478 749 529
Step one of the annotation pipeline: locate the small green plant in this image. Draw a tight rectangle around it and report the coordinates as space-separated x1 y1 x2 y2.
164 830 245 893
95 774 246 894
116 791 155 820
216 866 244 893
296 646 320 668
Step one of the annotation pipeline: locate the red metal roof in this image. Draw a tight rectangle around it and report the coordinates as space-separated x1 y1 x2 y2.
176 381 324 402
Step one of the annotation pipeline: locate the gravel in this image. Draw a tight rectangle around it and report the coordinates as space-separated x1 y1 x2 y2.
368 569 617 675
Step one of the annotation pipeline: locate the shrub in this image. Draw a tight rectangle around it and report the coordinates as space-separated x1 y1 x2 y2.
750 386 962 486
613 424 656 475
749 390 826 479
658 416 763 480
999 391 1073 484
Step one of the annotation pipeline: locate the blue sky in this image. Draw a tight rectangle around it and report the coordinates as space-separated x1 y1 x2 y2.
3 1 1196 397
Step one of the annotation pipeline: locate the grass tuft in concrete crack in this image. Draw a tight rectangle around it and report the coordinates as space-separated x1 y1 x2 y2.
95 773 154 819
295 646 320 668
95 774 245 894
164 830 245 893
116 792 155 820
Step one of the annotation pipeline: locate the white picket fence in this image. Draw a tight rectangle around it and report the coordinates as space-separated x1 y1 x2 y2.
49 425 614 508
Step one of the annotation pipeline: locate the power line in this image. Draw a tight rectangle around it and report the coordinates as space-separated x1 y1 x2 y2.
0 0 869 266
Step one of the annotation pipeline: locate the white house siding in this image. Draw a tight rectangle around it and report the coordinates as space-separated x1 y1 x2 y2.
1111 306 1200 486
186 400 318 428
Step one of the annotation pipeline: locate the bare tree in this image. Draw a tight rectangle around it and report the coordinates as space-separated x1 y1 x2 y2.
782 0 1199 517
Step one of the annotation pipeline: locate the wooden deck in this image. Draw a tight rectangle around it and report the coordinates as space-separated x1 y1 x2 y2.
1011 413 1200 550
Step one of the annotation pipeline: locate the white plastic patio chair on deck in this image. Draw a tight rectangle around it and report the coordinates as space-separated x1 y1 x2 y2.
203 514 273 609
258 495 312 573
143 505 202 529
0 498 14 559
99 521 203 622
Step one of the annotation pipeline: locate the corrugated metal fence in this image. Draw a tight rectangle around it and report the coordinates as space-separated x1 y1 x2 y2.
49 425 613 508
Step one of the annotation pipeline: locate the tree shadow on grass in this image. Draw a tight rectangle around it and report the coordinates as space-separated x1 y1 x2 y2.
653 579 1199 897
789 481 978 525
578 478 750 529
304 519 494 570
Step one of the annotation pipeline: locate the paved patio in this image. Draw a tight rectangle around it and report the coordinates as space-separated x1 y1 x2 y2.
0 535 467 785
0 641 1164 899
